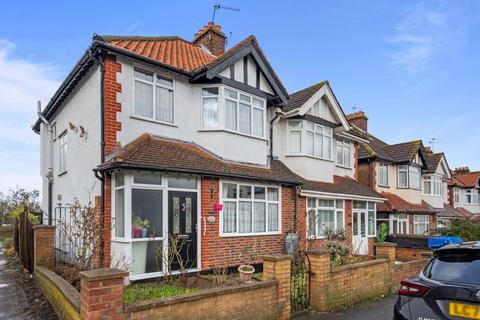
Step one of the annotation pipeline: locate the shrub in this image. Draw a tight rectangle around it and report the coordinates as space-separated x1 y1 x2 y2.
436 219 480 242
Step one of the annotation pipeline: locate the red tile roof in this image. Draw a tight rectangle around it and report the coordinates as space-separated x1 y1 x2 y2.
456 207 474 218
98 133 300 184
452 171 480 188
376 192 435 213
101 36 216 72
301 176 383 199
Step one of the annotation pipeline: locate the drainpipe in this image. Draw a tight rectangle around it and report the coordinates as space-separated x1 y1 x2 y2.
90 48 106 267
37 101 54 224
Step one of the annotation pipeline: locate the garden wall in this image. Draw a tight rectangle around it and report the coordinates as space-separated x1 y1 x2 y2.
393 259 428 289
395 247 432 261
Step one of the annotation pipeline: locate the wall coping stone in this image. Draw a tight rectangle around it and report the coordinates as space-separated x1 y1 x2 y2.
124 279 279 313
374 242 397 247
262 254 292 261
394 258 429 267
331 258 388 273
35 266 80 311
306 249 329 256
79 268 128 281
33 225 56 230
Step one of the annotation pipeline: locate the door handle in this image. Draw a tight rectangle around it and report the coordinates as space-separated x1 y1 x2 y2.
177 234 189 240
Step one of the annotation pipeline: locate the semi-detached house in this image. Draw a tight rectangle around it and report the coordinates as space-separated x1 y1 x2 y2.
34 22 383 280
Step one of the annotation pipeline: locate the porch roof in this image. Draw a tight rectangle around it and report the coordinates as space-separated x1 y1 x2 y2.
376 192 436 214
96 133 301 185
300 176 384 200
433 203 468 218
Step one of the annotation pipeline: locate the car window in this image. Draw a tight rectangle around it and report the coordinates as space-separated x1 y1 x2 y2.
425 252 480 285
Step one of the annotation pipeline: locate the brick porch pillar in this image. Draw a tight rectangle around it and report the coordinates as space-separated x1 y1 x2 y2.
79 268 128 320
263 255 291 320
307 249 331 312
374 242 397 290
33 225 56 270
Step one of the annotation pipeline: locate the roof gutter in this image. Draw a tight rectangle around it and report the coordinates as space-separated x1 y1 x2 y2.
299 189 385 202
94 163 301 187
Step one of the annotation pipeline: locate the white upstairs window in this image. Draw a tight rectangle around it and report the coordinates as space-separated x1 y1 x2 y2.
58 131 67 174
288 120 332 160
454 188 460 204
201 88 219 128
378 163 389 186
336 140 351 168
133 67 174 124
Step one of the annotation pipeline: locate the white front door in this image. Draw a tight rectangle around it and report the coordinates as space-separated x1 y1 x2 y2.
352 210 369 255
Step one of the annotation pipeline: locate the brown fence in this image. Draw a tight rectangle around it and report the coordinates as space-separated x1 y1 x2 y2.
14 207 43 273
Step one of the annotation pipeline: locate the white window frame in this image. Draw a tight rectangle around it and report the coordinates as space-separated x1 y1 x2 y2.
398 165 421 189
223 88 265 138
132 67 175 125
287 120 333 160
219 181 281 237
391 213 409 235
413 215 429 235
398 165 408 188
336 140 352 168
201 87 219 129
454 188 460 204
423 175 443 196
306 198 344 239
378 163 389 187
466 189 478 204
58 130 67 174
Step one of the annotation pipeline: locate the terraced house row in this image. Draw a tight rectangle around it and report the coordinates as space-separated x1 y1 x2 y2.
34 22 479 279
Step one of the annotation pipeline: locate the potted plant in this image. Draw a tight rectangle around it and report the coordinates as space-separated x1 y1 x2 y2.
238 243 257 282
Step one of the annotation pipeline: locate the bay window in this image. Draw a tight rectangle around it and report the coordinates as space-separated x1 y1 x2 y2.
288 120 332 160
221 183 280 235
413 215 429 235
336 140 351 167
134 68 174 124
423 175 442 196
466 189 478 204
307 198 344 238
398 165 421 189
378 163 388 186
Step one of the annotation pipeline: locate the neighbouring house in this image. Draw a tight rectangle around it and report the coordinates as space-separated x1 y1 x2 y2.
448 167 480 219
33 22 382 280
351 112 444 236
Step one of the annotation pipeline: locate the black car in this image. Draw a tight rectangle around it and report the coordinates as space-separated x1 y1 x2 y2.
394 241 480 320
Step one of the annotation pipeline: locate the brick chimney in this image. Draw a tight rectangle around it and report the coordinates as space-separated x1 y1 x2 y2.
192 22 226 56
424 146 433 155
346 111 368 132
454 166 470 174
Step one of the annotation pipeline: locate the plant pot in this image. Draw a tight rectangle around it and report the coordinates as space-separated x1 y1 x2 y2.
238 265 255 282
141 228 148 238
133 228 142 238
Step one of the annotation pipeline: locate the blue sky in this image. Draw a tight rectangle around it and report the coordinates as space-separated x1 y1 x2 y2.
1 0 479 193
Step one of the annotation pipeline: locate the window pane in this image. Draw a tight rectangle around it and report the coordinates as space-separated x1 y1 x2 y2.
428 253 480 285
134 68 153 82
253 108 264 136
336 210 344 230
156 75 173 87
344 146 351 167
324 127 332 137
132 189 163 238
289 120 302 129
306 131 314 156
268 203 279 232
155 87 174 123
305 122 314 131
202 97 218 128
353 212 359 236
253 98 264 109
290 131 301 153
353 201 366 209
134 80 153 118
267 188 279 201
239 202 252 233
115 189 124 237
239 103 251 134
318 199 334 207
225 88 237 99
114 172 124 187
253 202 266 232
239 185 252 199
202 87 218 96
167 176 197 189
307 198 316 208
222 183 237 199
133 171 162 185
368 212 375 236
223 202 236 233
315 133 323 157
240 94 251 103
254 187 265 199
424 180 431 194
225 99 237 130
336 144 343 164
323 135 331 159
131 240 163 275
399 171 408 188
318 210 334 235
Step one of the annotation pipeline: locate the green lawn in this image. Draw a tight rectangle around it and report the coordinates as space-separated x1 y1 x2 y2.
124 282 199 304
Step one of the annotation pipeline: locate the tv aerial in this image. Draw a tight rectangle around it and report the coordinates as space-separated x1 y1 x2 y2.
211 4 240 23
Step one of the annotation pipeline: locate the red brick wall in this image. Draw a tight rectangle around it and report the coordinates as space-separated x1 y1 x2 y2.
200 178 298 269
396 247 432 262
102 55 122 267
393 259 428 289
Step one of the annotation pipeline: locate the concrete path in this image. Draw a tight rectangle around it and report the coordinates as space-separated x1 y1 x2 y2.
296 295 396 320
0 243 28 319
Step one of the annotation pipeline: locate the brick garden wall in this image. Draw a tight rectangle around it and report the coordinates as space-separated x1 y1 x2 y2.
393 259 428 289
395 247 432 261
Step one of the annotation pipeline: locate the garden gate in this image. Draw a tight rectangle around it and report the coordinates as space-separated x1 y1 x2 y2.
290 250 310 315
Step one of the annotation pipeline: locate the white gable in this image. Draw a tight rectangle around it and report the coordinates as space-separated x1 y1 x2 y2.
305 97 337 123
413 152 424 165
437 156 452 179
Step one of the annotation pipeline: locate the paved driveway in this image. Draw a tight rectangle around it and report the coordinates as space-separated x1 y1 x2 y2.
297 295 396 320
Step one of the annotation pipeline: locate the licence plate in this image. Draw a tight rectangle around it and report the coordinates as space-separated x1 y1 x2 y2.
449 302 480 319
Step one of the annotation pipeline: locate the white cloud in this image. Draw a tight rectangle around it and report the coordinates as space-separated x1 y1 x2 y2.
387 0 469 74
0 39 60 193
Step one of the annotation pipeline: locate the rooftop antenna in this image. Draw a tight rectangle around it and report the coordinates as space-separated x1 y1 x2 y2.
428 137 440 150
352 106 365 113
211 4 240 23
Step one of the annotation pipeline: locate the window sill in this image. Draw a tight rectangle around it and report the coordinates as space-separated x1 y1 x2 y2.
58 171 67 177
198 128 268 141
378 185 390 188
130 115 177 127
335 164 352 170
285 154 334 162
219 232 281 238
